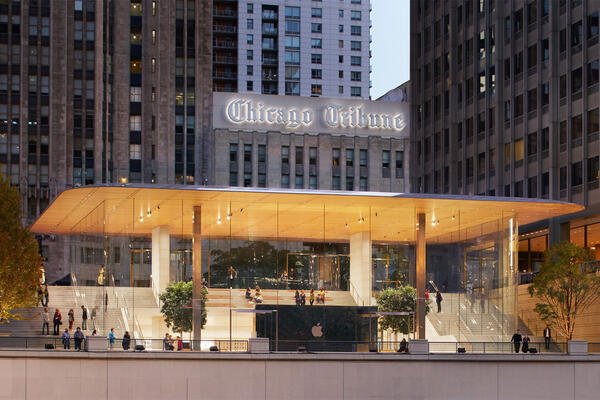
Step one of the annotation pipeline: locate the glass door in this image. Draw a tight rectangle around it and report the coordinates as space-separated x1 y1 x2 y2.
129 249 152 287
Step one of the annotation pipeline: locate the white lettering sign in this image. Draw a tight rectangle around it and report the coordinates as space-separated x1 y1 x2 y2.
226 100 313 129
225 99 405 132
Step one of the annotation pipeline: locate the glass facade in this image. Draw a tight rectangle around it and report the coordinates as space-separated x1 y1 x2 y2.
60 192 518 343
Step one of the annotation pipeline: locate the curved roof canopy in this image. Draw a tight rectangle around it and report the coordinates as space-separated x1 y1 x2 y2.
30 185 583 243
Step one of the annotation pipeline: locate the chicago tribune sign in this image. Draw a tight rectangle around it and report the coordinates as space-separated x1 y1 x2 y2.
213 92 409 138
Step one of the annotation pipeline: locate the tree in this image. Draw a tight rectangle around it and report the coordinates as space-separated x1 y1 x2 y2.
528 241 600 341
159 281 207 337
0 174 42 322
375 286 430 334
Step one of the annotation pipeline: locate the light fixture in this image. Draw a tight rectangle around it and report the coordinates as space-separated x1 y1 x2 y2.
226 213 232 220
147 209 152 218
452 215 455 220
345 223 349 229
120 177 128 184
217 217 222 225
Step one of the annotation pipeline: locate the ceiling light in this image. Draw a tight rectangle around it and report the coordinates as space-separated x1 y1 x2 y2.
217 218 222 225
147 210 152 217
226 213 232 220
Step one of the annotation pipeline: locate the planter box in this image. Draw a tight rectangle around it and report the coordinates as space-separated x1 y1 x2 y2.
85 336 107 351
248 337 269 354
408 339 429 354
568 340 588 355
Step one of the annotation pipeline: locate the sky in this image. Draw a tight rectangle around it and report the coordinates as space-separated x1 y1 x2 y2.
370 0 410 99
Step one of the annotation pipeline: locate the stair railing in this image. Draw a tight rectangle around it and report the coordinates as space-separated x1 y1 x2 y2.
349 280 365 306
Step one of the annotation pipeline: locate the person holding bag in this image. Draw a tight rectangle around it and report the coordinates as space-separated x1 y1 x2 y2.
53 309 62 335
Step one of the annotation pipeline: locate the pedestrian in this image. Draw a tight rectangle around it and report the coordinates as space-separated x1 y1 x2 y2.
397 338 408 353
227 265 237 289
41 307 50 335
435 290 443 313
245 287 253 301
318 288 326 304
294 290 300 306
177 336 183 351
543 325 552 350
62 328 71 350
37 285 44 306
122 331 131 350
309 289 315 306
511 329 523 353
91 307 97 330
53 309 62 335
43 284 49 307
163 333 171 351
522 334 530 353
81 305 88 330
73 327 84 351
108 328 115 350
68 308 74 330
300 290 306 306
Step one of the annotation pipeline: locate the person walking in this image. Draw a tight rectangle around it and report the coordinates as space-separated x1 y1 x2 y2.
37 285 44 306
227 266 237 289
300 290 306 306
163 333 171 351
73 327 84 351
90 308 97 330
108 328 115 350
309 289 315 306
41 308 50 335
43 284 49 307
435 290 443 313
67 308 74 330
81 305 88 330
522 334 530 353
543 325 552 350
294 290 301 306
122 331 131 351
62 329 71 350
53 309 62 335
511 330 523 353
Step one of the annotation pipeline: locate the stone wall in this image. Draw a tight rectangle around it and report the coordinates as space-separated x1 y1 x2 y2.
1 351 599 399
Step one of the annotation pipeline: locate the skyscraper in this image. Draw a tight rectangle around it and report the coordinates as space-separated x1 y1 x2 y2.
409 0 599 266
0 1 403 281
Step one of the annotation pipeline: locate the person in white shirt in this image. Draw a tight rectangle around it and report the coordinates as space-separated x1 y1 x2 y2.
41 308 50 335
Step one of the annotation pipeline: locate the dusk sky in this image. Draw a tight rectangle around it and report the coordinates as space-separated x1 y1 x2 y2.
370 0 410 99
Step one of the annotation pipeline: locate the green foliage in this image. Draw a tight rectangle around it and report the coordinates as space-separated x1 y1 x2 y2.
375 286 430 334
527 241 600 340
0 174 42 322
159 281 207 335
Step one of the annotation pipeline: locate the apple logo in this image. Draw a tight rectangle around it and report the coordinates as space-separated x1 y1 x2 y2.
311 322 323 338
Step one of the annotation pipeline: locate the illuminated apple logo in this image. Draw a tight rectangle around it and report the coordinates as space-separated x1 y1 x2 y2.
311 322 323 338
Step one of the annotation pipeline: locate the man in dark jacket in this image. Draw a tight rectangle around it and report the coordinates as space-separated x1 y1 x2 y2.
81 305 88 330
511 330 523 353
435 290 443 313
73 327 84 351
543 325 551 350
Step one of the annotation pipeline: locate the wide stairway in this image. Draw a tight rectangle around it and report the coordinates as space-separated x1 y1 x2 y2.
1 286 157 339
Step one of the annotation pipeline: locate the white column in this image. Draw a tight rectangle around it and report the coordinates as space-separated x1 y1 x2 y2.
151 225 170 295
350 231 372 306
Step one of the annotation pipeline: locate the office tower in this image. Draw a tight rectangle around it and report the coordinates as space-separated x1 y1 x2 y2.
214 0 372 98
409 0 599 266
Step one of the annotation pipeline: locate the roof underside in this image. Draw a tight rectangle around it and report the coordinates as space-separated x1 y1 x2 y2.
30 185 583 243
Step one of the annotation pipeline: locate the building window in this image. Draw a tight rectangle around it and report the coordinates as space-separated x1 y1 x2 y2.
285 20 300 34
247 3 254 14
311 23 322 33
350 87 361 97
285 82 300 95
359 149 368 167
129 144 141 160
244 144 252 163
588 59 599 88
572 20 583 47
351 56 361 66
311 38 322 48
285 51 300 64
339 70 344 78
247 19 253 29
339 40 344 48
382 150 390 178
311 8 322 18
346 176 355 191
282 146 289 165
395 151 404 178
129 116 142 131
346 149 354 168
311 54 322 64
350 71 361 81
332 176 341 190
247 65 253 76
339 55 344 63
130 87 142 102
332 148 340 166
285 6 300 18
338 86 344 94
311 84 322 96
339 25 344 32
151 58 156 73
309 147 317 166
351 10 362 20
152 29 157 44
247 50 254 60
572 161 583 187
351 26 361 36
311 69 322 79
247 34 254 45
281 174 290 188
295 175 304 189
285 36 300 48
351 41 362 51
359 177 368 191
247 81 253 91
